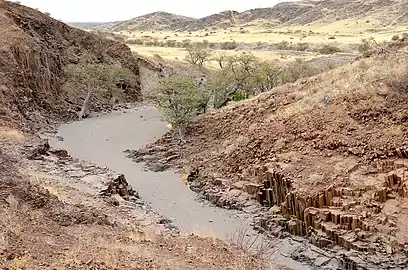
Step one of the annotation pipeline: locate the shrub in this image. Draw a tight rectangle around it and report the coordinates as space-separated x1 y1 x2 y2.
165 40 177 47
185 43 212 67
328 36 336 40
276 41 290 50
295 42 310 52
64 59 137 119
220 41 238 50
391 35 400 41
318 44 341 54
145 41 155 46
126 39 144 45
201 54 331 109
181 39 191 48
147 76 211 139
358 39 374 54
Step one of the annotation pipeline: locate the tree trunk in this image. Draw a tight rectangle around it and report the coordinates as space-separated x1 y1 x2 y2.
79 86 92 120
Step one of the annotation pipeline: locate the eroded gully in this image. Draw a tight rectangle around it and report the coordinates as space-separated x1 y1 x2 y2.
50 105 310 270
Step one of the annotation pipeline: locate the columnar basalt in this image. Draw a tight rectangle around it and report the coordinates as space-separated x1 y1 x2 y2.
244 160 408 266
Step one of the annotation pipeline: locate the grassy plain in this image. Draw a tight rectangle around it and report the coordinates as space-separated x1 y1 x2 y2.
115 18 408 64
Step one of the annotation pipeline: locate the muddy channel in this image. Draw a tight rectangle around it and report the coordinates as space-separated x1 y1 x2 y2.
49 105 341 270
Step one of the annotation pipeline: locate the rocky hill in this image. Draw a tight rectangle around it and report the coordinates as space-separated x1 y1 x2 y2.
108 0 408 32
185 10 239 31
0 1 141 129
111 11 195 32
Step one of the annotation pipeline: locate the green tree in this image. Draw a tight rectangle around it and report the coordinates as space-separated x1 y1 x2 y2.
185 43 212 67
147 76 209 139
64 60 137 119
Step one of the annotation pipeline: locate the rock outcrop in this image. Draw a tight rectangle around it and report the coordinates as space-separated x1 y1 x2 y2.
0 1 141 129
100 174 139 201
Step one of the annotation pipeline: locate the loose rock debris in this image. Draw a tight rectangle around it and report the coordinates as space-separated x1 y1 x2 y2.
100 174 139 201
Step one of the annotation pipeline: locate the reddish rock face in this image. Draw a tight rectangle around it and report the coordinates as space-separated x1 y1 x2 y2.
0 1 141 129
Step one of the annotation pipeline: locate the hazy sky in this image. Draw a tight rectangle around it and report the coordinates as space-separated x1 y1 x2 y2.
19 0 291 22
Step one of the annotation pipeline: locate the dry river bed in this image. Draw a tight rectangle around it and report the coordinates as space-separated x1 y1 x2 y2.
48 105 352 269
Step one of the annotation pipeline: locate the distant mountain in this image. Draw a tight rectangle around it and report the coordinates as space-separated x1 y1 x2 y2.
68 21 123 29
185 10 239 31
185 0 408 30
107 0 408 32
110 12 195 32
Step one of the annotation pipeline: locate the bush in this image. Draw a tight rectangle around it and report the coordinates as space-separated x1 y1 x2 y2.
295 42 310 52
165 40 177 47
391 35 400 41
318 44 341 54
147 76 211 138
185 43 212 67
64 59 138 119
145 41 155 46
220 41 238 50
276 41 290 50
358 39 374 54
181 39 191 48
328 36 336 40
126 39 144 45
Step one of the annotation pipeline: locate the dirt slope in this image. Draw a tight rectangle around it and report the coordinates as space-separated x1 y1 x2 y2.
0 1 141 129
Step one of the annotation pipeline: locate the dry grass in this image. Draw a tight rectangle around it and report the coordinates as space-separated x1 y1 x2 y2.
267 53 408 120
0 126 24 140
227 226 276 263
120 17 408 68
130 45 316 67
119 19 407 46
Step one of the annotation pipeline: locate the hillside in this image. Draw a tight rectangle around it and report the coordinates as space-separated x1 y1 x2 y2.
109 0 408 32
185 10 239 31
0 1 141 128
132 40 408 268
111 11 195 32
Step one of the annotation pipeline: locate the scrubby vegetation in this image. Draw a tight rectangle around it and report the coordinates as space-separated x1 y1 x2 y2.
64 57 138 119
147 52 332 133
185 43 212 67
